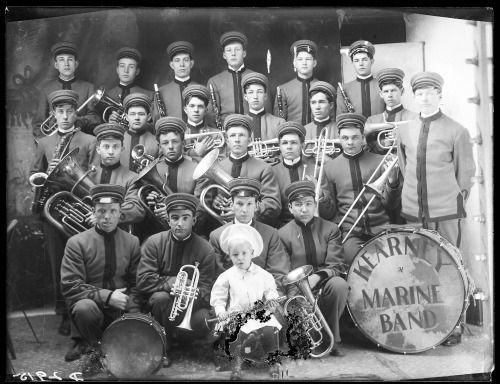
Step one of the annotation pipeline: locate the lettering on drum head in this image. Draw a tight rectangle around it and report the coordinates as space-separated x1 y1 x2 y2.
347 231 466 353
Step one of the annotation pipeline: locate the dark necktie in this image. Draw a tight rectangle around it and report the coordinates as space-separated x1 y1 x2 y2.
174 78 191 122
58 77 76 90
165 156 185 192
94 226 118 290
248 110 266 140
297 76 313 125
229 153 250 178
119 83 134 104
283 158 303 182
228 67 246 114
357 75 373 118
385 105 404 123
99 161 121 184
296 218 318 268
313 118 331 137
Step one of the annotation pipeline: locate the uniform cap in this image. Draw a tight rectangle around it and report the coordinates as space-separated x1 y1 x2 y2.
90 184 125 204
116 47 142 64
167 41 195 60
49 90 79 108
290 40 318 56
228 177 262 198
164 193 199 213
241 72 269 90
376 68 405 89
223 114 253 132
182 84 210 105
220 31 248 49
51 42 78 58
348 40 375 59
309 81 337 99
277 121 306 139
123 93 151 112
336 112 366 133
220 224 264 258
155 116 186 135
93 123 126 140
410 71 444 92
284 180 316 202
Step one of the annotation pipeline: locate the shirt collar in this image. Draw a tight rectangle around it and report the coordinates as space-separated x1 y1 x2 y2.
165 155 185 166
100 161 121 170
58 126 76 135
283 156 301 166
119 82 135 88
228 64 245 72
386 103 402 111
95 225 118 237
187 119 205 127
232 262 258 277
356 74 373 80
249 107 265 114
342 149 364 160
172 232 192 243
234 217 252 226
314 116 331 123
175 76 191 82
230 152 249 160
58 75 75 82
421 108 441 118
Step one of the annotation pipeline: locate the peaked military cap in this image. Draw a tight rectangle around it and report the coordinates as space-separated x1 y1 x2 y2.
290 40 318 57
90 184 125 204
116 47 142 64
93 123 126 140
155 116 186 135
51 42 78 58
164 193 199 213
410 71 444 92
241 72 269 90
277 121 306 139
285 180 316 202
223 114 253 132
228 177 262 198
336 112 367 133
220 224 264 257
309 81 337 99
182 84 210 104
49 90 79 108
167 41 195 60
348 40 375 59
376 68 405 89
220 31 248 49
123 93 151 112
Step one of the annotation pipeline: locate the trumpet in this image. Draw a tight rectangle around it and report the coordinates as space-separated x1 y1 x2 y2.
184 130 226 150
248 138 280 158
91 85 128 127
131 144 156 173
302 138 342 158
169 263 200 331
283 265 334 358
364 120 412 150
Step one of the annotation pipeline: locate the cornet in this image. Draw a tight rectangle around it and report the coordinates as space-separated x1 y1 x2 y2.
131 144 156 172
248 138 280 158
364 120 412 150
169 263 200 331
92 85 128 126
302 138 342 158
184 131 226 150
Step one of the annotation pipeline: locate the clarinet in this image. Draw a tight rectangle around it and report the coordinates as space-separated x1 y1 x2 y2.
276 86 285 119
337 82 355 113
154 84 167 118
209 84 223 131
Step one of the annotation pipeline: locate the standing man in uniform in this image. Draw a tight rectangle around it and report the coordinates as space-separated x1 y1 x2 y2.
207 31 272 123
31 90 99 341
336 40 385 118
274 40 319 125
35 42 101 137
397 72 475 346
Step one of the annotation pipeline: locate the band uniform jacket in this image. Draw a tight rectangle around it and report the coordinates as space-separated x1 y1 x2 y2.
209 219 290 296
246 112 286 141
153 78 198 124
320 150 402 236
365 107 418 155
88 162 145 224
120 128 159 173
35 79 101 137
185 120 228 161
336 76 385 118
207 67 273 122
60 226 142 311
274 77 319 125
397 110 475 222
272 156 335 225
136 231 215 304
278 216 345 296
217 156 282 225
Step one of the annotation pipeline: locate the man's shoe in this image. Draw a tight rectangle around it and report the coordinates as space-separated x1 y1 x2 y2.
58 316 71 336
65 340 87 362
162 351 173 368
329 343 346 357
442 333 461 346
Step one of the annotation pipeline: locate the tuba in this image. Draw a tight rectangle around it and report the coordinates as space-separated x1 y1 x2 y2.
91 85 128 127
283 265 335 358
184 131 226 151
169 263 200 331
248 138 280 158
192 148 234 225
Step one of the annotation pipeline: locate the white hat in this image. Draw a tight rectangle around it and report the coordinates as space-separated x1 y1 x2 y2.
220 224 264 258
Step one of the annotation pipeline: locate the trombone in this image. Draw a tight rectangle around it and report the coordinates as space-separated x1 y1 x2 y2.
169 263 200 331
313 126 330 217
248 138 280 158
184 131 226 150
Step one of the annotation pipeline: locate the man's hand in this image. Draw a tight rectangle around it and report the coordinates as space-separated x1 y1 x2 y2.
154 202 168 221
146 191 161 204
109 287 129 310
307 273 322 290
219 203 234 222
212 195 228 211
85 213 97 226
382 154 399 185
193 136 215 158
108 110 126 124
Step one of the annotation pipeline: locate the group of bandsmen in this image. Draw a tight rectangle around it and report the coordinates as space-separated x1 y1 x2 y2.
29 31 476 378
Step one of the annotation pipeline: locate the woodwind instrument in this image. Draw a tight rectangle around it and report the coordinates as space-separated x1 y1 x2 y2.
277 86 285 119
154 84 167 118
209 84 223 130
338 82 355 113
267 49 271 74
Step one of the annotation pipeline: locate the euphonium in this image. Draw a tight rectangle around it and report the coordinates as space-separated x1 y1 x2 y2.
184 131 226 150
192 148 234 225
302 138 342 157
283 265 335 358
131 144 156 173
364 120 412 150
169 262 200 331
248 138 280 158
91 85 128 126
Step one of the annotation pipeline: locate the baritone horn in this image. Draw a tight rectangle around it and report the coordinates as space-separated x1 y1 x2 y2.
184 131 226 150
248 138 280 158
131 144 156 172
364 120 412 150
283 265 334 358
192 148 234 225
92 85 128 126
169 263 200 331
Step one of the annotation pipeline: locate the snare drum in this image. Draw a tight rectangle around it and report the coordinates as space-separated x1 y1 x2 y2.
346 228 469 354
100 313 167 379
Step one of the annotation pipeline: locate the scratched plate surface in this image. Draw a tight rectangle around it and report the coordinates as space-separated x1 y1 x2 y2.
347 230 466 353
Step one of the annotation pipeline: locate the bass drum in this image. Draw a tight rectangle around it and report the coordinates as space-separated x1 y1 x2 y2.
100 313 167 379
346 228 469 354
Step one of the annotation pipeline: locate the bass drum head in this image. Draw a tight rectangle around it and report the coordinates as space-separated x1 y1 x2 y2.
346 229 467 354
100 313 166 379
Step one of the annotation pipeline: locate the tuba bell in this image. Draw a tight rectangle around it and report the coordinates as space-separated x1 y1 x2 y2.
169 263 200 331
192 148 234 225
283 265 335 358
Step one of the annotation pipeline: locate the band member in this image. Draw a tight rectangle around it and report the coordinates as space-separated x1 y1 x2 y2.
319 112 401 265
305 81 338 141
397 72 475 346
242 72 285 142
279 181 349 356
209 178 290 295
365 68 418 155
137 193 215 368
274 40 319 125
34 42 100 137
207 31 272 122
210 224 281 380
121 93 159 173
60 184 142 374
30 90 99 341
210 114 281 226
153 41 198 124
336 40 385 118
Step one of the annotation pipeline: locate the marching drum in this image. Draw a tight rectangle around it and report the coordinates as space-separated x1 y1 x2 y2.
100 313 167 379
346 228 472 354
